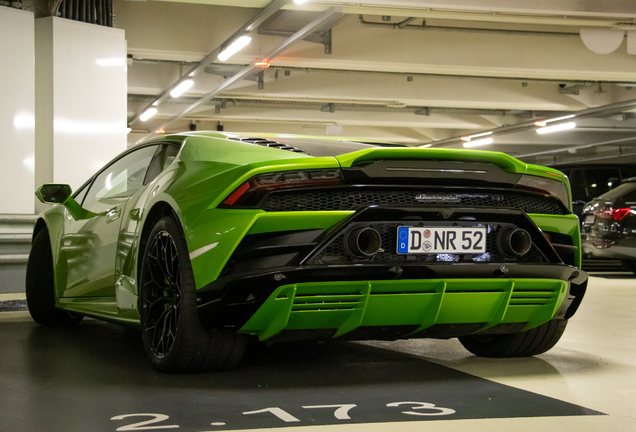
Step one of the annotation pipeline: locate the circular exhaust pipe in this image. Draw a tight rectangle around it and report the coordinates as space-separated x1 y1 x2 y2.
344 227 382 259
498 228 532 257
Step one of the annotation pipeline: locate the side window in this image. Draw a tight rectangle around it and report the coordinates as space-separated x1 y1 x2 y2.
163 145 180 170
73 181 92 206
83 146 158 206
583 168 621 198
143 144 181 186
143 146 166 186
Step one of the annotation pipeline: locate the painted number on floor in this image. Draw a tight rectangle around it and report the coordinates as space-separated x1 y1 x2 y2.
110 402 455 430
111 413 179 430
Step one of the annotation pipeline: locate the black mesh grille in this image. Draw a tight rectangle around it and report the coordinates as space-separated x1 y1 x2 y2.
263 189 567 215
307 222 548 265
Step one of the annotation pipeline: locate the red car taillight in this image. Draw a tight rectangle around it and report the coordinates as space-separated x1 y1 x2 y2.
595 208 632 221
514 174 570 210
219 169 343 208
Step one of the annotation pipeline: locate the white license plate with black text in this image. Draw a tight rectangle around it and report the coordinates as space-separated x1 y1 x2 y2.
396 227 487 254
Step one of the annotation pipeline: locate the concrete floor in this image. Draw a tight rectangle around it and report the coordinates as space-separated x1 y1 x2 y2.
0 272 634 432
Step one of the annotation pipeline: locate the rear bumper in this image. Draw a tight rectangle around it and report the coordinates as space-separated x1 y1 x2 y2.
235 277 582 342
194 206 586 340
196 262 587 340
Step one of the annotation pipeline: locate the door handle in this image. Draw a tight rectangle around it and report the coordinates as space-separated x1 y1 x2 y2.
106 208 121 223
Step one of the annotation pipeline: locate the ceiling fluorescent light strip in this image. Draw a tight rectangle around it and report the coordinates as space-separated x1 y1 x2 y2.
170 80 194 98
218 36 252 62
140 108 158 122
536 122 576 134
463 138 494 148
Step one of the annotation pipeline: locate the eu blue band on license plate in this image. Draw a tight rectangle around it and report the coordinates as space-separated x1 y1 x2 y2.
397 226 410 253
397 226 487 254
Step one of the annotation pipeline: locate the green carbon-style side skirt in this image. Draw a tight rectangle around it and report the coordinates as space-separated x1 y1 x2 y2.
239 278 568 341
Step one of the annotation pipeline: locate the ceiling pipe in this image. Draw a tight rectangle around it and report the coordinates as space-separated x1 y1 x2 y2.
517 135 636 159
134 57 636 87
358 15 578 36
547 148 636 166
427 98 636 148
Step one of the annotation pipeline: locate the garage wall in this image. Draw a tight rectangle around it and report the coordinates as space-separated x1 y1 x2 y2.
0 8 35 215
35 17 127 207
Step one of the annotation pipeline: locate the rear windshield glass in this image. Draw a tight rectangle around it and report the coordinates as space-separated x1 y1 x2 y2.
599 182 636 201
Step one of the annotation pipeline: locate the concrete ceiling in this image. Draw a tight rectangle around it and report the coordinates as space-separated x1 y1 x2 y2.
118 0 636 165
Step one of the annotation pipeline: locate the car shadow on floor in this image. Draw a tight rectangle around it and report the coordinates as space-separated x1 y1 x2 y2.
0 319 603 432
7 318 599 389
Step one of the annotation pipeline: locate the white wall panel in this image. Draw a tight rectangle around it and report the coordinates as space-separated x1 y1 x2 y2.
35 17 127 199
0 8 35 214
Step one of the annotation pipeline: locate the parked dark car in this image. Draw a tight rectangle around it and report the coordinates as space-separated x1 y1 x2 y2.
558 164 636 217
581 177 636 273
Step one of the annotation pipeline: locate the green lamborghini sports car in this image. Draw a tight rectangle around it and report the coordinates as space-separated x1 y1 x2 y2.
27 132 588 372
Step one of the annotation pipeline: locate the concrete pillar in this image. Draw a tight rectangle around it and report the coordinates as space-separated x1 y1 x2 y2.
0 8 35 215
34 17 127 213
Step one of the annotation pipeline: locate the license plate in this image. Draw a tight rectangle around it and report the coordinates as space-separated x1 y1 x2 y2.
397 226 487 254
583 214 595 225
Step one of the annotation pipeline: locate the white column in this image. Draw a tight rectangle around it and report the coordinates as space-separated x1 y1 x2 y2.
35 17 127 212
0 8 35 215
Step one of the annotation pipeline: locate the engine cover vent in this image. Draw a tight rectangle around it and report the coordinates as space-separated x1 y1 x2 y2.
228 137 307 154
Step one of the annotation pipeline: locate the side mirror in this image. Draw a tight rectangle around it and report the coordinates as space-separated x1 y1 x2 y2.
36 184 72 205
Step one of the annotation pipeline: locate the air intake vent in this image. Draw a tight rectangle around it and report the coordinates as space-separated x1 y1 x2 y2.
228 137 307 154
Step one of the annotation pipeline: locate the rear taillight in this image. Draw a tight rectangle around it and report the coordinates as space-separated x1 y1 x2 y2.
595 208 632 221
222 182 250 205
514 175 570 210
219 169 343 208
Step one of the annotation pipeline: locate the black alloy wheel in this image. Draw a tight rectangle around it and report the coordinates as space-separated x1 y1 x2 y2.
139 216 247 372
141 230 181 358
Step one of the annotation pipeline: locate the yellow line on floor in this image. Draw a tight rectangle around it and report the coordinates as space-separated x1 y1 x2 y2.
0 311 31 322
0 293 26 301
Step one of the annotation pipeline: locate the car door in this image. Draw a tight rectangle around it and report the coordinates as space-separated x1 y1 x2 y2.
115 144 182 281
60 145 161 298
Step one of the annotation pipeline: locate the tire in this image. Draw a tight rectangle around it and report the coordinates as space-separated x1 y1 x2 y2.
458 319 567 358
139 216 247 373
621 260 636 274
26 229 83 326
